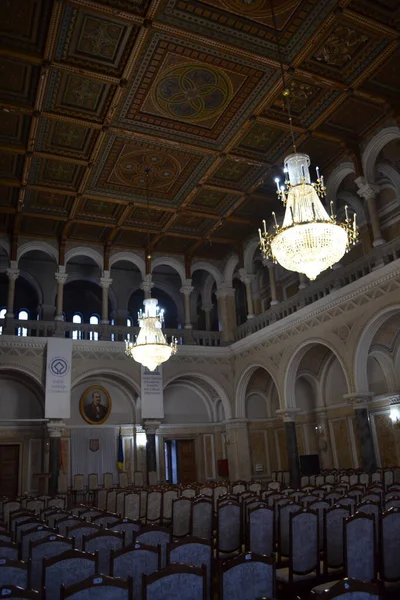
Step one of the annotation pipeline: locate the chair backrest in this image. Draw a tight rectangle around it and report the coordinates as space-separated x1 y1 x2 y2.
0 541 18 561
61 574 132 600
191 498 213 541
345 513 376 582
115 492 126 517
220 552 274 600
21 524 54 560
0 559 29 589
25 499 45 515
289 509 319 579
57 516 83 537
199 485 214 498
324 506 351 571
97 489 107 511
162 489 179 524
337 496 356 514
4 502 21 528
83 530 124 575
48 497 66 510
181 487 197 498
119 472 128 489
277 501 302 559
143 564 206 600
109 518 140 546
103 473 113 489
147 491 163 524
267 481 281 491
310 577 381 599
216 501 242 558
167 537 212 600
247 506 274 557
231 482 246 495
135 525 171 568
172 497 192 538
88 473 98 490
308 500 330 550
124 492 140 522
111 542 160 600
29 533 73 589
134 471 143 487
43 549 98 600
66 523 100 551
106 490 117 513
48 511 70 529
247 482 261 494
0 586 39 598
380 507 400 582
73 474 84 491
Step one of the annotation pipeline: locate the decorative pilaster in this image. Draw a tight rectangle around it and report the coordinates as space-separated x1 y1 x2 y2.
315 408 334 469
99 273 112 324
239 269 255 319
143 419 161 484
277 408 301 489
47 419 64 495
6 267 19 318
224 419 251 481
202 304 213 331
263 259 279 307
54 271 68 321
180 281 194 329
355 177 385 247
141 274 154 300
216 285 235 342
345 393 377 473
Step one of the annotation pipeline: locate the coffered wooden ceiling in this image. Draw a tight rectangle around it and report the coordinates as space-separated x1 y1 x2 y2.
0 0 399 260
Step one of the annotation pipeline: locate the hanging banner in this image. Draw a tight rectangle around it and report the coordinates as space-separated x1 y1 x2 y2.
141 365 164 419
45 338 73 418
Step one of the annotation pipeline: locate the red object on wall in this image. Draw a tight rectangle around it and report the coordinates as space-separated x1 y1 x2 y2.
217 459 229 477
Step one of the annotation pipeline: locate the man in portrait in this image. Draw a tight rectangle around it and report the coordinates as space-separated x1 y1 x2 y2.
84 390 108 422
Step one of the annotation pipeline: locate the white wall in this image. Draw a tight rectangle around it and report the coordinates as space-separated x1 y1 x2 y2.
163 384 210 424
0 378 43 420
295 377 315 412
68 378 136 426
246 392 268 419
367 355 388 395
325 359 348 406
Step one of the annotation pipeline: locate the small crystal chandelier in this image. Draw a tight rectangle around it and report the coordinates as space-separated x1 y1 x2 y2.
125 298 177 371
258 153 359 280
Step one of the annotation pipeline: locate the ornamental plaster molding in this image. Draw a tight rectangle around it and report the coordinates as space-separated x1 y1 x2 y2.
276 408 300 422
344 392 374 410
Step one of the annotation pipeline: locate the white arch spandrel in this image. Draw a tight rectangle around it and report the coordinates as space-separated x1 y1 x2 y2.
235 363 280 419
17 241 58 265
65 247 103 271
326 161 356 204
362 126 400 183
110 252 146 280
151 256 186 286
223 254 239 287
244 236 260 274
191 261 223 287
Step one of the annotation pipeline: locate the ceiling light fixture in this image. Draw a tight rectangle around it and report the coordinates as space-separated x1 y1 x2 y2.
258 2 358 280
125 167 178 371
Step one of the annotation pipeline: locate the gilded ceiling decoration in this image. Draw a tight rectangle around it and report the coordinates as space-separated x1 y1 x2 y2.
0 0 398 258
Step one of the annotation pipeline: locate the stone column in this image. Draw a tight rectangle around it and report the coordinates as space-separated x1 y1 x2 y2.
113 309 130 327
315 408 334 469
346 394 377 473
277 408 301 489
6 267 19 318
225 419 252 481
263 259 279 307
355 177 385 247
143 420 161 484
180 282 194 329
47 419 64 495
55 271 68 321
99 274 112 324
202 304 213 331
141 274 154 300
239 269 255 319
299 274 308 290
216 285 235 342
39 304 56 321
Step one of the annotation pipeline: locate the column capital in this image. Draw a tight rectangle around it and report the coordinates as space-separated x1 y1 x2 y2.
179 284 194 296
141 274 154 294
276 408 300 422
201 303 213 312
55 272 68 285
224 418 249 430
6 268 19 281
344 392 374 410
47 419 65 438
355 177 380 201
315 408 329 420
100 276 113 289
238 268 255 285
216 284 235 298
143 419 162 434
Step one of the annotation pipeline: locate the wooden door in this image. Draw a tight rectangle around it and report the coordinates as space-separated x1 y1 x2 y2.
0 445 19 497
177 439 197 484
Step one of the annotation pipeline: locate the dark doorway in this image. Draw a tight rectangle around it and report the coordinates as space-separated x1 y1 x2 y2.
0 444 19 497
164 439 197 484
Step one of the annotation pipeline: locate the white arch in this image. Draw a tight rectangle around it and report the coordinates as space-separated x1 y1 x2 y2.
0 366 44 398
0 237 10 258
19 270 44 306
284 339 351 409
362 126 400 183
245 389 270 419
53 273 118 313
151 256 186 285
376 162 400 196
244 236 260 274
354 305 400 392
191 261 223 287
326 161 356 203
202 273 216 308
110 252 145 280
336 191 367 226
369 348 396 393
164 371 232 420
165 380 214 422
65 247 103 270
223 254 239 287
235 363 280 418
17 241 58 265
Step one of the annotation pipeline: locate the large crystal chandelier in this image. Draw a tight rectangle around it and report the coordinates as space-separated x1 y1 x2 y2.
125 298 177 371
258 153 358 280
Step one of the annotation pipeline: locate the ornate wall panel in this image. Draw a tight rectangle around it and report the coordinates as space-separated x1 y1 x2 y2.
374 412 397 467
249 430 267 476
330 417 352 469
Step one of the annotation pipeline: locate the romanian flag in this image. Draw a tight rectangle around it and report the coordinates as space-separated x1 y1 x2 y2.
117 428 124 472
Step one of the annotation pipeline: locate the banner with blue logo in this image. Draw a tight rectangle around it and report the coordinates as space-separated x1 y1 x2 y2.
45 338 73 418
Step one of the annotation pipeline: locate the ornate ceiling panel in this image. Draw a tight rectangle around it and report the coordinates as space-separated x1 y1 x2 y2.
0 0 397 259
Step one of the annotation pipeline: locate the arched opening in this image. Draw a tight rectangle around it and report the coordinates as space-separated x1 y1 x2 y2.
109 258 142 326
151 264 183 328
233 276 247 326
191 270 219 331
128 287 178 329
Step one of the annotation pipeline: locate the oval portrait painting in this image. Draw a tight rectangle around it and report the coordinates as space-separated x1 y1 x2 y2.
80 385 111 425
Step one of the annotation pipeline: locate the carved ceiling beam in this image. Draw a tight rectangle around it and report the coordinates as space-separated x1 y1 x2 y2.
342 8 399 37
0 48 42 64
351 39 399 88
42 112 102 129
69 0 144 25
109 126 218 156
51 62 120 85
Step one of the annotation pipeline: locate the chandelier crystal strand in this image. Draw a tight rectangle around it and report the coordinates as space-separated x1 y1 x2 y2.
125 298 177 371
258 153 358 280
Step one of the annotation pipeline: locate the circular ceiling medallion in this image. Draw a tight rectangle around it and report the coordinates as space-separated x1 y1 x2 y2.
152 63 233 123
114 150 181 189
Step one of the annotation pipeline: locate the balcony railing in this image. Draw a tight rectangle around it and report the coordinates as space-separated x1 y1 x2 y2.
0 319 223 347
234 236 400 341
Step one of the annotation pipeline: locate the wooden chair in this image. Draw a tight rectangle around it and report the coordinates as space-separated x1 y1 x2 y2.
21 524 54 560
43 549 98 600
246 506 274 556
216 500 242 561
221 552 275 600
65 522 100 551
0 541 18 561
167 537 212 600
146 490 162 524
118 472 128 489
111 542 160 600
103 473 113 490
162 489 179 526
61 574 132 600
277 501 302 565
0 559 29 589
108 518 140 546
191 498 213 541
123 492 140 523
172 497 192 538
106 490 117 514
380 507 400 584
143 564 206 600
322 505 351 578
344 513 376 582
311 577 381 598
0 586 40 599
29 533 73 589
134 525 171 568
82 530 124 575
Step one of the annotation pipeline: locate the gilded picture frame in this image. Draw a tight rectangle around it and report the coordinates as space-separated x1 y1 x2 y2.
80 385 111 425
